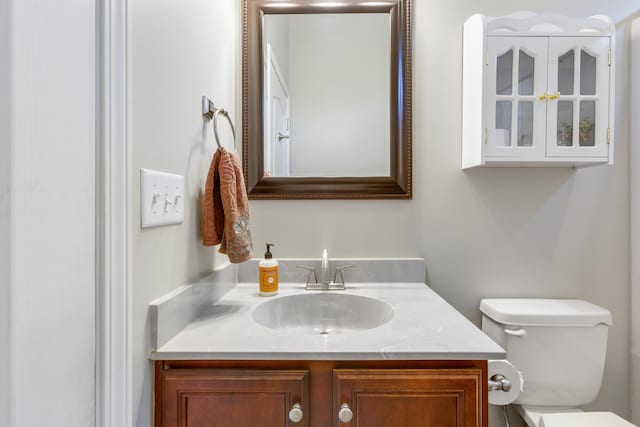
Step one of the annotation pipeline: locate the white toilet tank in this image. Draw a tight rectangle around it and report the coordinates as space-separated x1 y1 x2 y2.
480 299 612 408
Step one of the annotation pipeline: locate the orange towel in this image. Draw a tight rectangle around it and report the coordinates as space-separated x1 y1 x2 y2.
202 147 254 263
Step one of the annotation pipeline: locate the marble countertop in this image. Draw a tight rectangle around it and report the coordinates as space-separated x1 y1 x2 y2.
151 282 505 361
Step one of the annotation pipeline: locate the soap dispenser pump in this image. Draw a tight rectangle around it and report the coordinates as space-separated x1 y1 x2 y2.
259 243 278 296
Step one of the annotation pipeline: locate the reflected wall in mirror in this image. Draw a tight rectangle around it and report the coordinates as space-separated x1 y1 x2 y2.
243 0 411 199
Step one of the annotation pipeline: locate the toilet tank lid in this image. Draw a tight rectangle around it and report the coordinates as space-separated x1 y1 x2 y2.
480 299 612 327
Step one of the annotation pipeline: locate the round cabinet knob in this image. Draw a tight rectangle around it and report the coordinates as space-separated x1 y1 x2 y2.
289 403 303 423
338 403 353 423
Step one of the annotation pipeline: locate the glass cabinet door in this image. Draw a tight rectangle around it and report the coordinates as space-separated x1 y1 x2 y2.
546 37 610 157
485 37 548 159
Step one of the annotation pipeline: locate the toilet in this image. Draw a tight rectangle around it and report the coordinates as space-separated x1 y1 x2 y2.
480 298 634 427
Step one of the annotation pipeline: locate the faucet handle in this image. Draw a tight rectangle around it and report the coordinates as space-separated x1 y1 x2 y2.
296 265 317 285
333 264 354 287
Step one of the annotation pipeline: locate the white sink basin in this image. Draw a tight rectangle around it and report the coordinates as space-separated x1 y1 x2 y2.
252 293 394 334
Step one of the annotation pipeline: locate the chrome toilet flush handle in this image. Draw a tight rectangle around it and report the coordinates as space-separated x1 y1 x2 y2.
504 328 527 337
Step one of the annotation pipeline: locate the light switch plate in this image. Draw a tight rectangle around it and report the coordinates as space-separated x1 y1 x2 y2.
140 169 185 228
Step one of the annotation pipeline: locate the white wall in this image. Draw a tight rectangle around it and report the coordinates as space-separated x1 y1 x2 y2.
288 14 390 177
0 0 11 424
5 0 96 426
249 1 638 425
631 15 640 426
130 0 238 426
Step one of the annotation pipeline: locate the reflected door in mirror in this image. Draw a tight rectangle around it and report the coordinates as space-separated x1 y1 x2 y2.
264 44 291 177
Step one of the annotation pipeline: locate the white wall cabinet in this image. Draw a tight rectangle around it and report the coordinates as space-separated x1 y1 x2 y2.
463 13 615 168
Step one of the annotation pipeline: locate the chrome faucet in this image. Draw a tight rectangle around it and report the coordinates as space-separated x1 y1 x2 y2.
319 249 331 285
297 249 353 290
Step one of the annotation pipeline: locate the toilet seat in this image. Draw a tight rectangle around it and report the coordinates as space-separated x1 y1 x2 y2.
540 412 635 427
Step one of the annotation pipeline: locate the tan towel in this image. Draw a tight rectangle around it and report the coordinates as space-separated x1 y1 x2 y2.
202 147 254 263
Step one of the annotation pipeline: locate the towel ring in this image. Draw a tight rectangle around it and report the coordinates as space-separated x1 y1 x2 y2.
202 95 237 153
213 109 237 152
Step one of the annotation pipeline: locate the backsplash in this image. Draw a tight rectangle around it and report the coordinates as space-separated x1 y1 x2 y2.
149 263 237 349
238 258 426 284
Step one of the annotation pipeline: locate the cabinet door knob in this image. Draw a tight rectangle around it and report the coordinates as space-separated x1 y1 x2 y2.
289 403 303 423
549 91 560 100
338 403 353 423
538 92 549 101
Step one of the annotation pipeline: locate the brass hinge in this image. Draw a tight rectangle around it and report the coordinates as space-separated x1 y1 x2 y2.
607 128 611 144
608 50 612 66
485 49 489 66
484 128 488 144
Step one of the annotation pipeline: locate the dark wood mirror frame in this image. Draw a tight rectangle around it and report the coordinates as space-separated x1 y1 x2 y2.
242 0 412 199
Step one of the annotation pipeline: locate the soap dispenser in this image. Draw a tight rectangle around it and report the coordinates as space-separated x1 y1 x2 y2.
259 243 278 296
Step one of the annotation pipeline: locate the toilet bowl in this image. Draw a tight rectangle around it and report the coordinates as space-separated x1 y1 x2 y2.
480 299 634 427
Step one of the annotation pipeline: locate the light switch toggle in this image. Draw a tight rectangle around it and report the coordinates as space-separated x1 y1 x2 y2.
163 195 174 213
152 191 164 204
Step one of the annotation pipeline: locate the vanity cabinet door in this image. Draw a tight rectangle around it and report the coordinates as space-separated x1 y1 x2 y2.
158 369 309 427
333 369 483 427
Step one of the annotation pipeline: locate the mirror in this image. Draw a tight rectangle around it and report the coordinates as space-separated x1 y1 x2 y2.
243 0 412 199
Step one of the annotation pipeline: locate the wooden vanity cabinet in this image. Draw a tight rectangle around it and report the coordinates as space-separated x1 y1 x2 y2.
155 360 487 427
